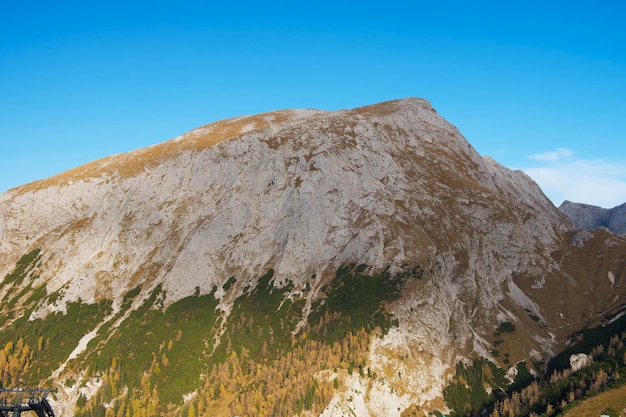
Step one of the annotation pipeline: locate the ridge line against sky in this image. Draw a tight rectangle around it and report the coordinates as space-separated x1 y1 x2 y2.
1 1 625 208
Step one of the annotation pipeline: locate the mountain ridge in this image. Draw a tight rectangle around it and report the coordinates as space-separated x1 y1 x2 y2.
1 98 625 416
559 200 626 236
1 98 564 312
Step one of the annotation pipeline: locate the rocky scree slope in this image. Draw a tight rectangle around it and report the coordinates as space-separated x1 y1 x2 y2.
1 98 626 416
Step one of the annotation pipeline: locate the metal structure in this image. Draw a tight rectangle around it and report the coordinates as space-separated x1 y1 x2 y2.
0 389 55 417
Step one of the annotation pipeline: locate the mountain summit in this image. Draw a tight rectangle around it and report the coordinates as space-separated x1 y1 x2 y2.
1 98 625 416
559 200 626 235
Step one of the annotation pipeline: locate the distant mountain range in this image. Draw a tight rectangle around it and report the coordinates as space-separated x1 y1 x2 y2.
559 200 626 236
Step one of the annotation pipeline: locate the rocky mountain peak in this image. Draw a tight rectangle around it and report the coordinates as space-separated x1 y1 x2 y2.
559 200 626 235
1 98 625 416
0 98 559 309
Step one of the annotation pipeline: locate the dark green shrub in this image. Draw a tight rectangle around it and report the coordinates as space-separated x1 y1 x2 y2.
497 321 515 333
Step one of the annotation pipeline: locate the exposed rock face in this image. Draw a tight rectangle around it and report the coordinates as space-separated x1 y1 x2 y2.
1 98 626 416
560 200 626 236
569 353 592 372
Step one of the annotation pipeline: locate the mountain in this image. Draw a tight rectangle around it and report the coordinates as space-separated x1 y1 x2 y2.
559 200 626 236
1 98 626 417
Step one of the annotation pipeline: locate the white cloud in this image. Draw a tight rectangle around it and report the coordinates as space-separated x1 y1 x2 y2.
526 148 574 162
520 148 626 208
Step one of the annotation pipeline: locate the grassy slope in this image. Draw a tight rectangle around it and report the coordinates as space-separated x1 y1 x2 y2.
562 385 626 417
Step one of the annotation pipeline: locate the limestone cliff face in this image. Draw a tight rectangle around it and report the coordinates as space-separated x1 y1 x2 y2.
560 200 626 235
1 98 625 415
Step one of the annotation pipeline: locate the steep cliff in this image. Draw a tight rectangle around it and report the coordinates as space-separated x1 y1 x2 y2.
560 200 626 236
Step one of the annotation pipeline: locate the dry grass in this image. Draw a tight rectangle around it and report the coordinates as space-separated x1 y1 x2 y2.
12 109 307 195
562 384 626 417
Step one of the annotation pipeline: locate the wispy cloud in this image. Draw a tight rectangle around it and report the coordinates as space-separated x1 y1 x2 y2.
526 148 574 162
520 148 626 208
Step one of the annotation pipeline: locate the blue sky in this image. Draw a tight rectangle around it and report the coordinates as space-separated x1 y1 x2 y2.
1 1 625 207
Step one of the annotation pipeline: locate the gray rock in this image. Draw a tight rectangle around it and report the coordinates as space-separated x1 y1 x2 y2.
560 200 626 235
